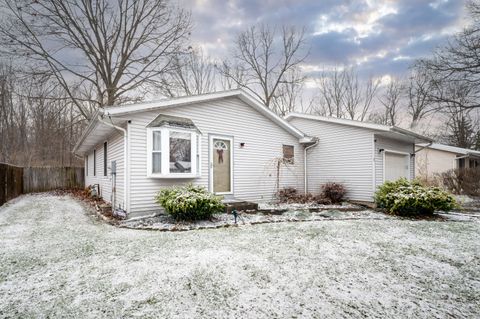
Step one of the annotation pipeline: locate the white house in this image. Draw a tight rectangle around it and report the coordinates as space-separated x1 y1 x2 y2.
285 113 432 202
415 143 480 180
74 90 313 218
74 89 431 218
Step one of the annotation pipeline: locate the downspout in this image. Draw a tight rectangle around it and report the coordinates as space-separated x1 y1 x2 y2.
414 141 433 154
304 139 319 193
97 114 128 213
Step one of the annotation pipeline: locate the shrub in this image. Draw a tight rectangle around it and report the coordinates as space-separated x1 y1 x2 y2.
438 168 480 196
277 187 299 203
155 184 224 221
277 187 327 204
321 182 346 204
375 178 458 216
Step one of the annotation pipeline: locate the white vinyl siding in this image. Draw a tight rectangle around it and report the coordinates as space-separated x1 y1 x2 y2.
374 135 415 188
84 131 125 209
127 96 304 214
288 117 374 202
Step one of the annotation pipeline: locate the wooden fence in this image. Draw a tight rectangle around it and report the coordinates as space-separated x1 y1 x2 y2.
0 164 84 206
23 167 85 193
0 163 23 206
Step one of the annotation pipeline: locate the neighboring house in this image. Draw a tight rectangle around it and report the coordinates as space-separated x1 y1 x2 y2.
74 89 431 218
415 143 480 180
74 90 312 218
285 113 432 202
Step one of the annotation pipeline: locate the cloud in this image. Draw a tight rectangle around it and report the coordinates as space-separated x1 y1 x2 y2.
178 0 468 79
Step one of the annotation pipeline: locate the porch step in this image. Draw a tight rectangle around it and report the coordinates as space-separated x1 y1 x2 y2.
223 200 258 214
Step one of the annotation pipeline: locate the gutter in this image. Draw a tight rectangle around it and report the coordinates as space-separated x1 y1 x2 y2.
414 141 433 154
303 138 319 193
390 127 433 144
97 114 129 214
72 109 103 155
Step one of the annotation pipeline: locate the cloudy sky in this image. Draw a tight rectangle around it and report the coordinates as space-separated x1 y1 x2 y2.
179 0 469 83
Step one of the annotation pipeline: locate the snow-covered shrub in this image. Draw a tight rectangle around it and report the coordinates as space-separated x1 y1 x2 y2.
321 182 346 204
155 184 224 221
375 178 458 216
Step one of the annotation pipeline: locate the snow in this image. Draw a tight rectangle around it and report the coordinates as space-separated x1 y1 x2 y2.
120 209 390 231
1 194 479 318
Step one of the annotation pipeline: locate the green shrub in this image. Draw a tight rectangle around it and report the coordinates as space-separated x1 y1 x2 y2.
155 184 224 221
375 178 458 216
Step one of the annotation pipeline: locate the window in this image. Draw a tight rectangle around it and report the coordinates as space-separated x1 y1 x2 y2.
93 149 96 176
103 142 108 176
169 132 191 173
283 145 294 164
147 127 200 178
152 131 162 173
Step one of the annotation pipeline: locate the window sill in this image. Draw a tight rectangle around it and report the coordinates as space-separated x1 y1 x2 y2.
147 174 201 179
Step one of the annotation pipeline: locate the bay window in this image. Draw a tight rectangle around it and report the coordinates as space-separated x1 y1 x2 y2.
147 127 200 178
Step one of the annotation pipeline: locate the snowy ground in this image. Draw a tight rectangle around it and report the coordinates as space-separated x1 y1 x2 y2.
1 194 479 318
120 209 390 231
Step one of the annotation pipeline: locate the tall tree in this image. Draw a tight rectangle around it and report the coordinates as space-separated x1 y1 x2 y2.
159 48 218 97
406 69 436 129
376 78 404 126
0 0 191 117
219 24 308 112
417 0 480 110
314 67 379 120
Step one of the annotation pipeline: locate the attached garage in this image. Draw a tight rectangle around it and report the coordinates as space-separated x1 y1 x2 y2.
285 113 432 202
384 151 410 182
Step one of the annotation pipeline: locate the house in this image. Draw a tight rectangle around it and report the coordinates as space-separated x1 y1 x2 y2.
285 113 432 203
74 89 431 218
73 90 313 218
415 143 480 180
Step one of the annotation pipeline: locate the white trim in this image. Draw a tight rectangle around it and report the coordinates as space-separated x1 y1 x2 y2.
418 142 480 156
146 127 201 178
371 133 376 198
286 112 432 143
209 134 234 195
382 149 411 183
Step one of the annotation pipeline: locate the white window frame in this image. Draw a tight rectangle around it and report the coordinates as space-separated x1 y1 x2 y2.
146 127 201 178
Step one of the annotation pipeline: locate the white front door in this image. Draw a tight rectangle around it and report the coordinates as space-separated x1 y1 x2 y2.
384 152 410 182
210 136 233 194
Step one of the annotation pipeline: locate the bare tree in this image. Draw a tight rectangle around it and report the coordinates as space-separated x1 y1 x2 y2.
315 67 346 117
219 24 308 111
159 48 218 97
343 69 380 121
271 67 305 116
0 0 191 117
406 69 436 129
376 78 404 126
313 67 379 120
0 62 84 166
416 0 480 110
435 82 480 148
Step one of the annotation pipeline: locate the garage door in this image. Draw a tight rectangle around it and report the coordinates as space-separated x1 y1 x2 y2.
384 152 409 182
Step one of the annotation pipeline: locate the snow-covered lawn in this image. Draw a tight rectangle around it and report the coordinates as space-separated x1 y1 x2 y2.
1 194 479 318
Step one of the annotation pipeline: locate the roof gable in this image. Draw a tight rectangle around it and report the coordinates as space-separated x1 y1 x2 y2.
105 89 305 139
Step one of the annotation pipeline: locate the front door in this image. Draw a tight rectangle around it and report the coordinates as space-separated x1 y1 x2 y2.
211 136 232 194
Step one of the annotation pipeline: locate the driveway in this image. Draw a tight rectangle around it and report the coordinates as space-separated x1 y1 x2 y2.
0 194 479 318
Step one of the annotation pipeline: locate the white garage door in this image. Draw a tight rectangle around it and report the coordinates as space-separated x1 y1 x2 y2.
385 152 409 182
